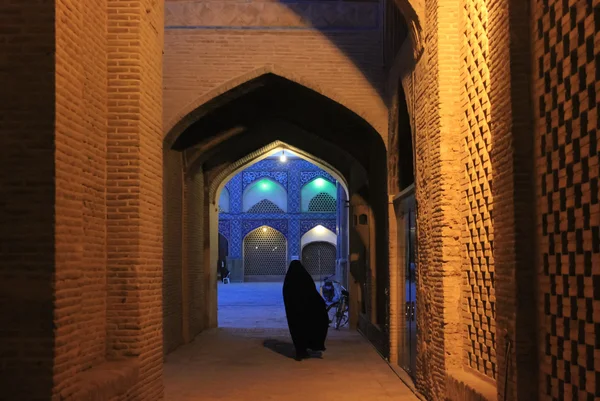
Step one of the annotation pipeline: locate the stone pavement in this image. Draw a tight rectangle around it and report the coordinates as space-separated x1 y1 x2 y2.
163 283 419 401
218 282 288 328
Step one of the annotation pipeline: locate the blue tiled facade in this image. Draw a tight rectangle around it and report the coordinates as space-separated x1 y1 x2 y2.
219 158 339 261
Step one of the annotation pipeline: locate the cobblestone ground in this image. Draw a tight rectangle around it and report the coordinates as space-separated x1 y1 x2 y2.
164 283 418 401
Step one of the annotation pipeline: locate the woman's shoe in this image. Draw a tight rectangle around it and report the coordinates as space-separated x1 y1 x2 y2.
295 349 310 361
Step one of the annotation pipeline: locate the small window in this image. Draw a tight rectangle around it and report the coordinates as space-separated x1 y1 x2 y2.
359 214 368 225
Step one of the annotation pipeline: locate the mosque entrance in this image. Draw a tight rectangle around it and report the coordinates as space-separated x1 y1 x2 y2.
215 148 350 329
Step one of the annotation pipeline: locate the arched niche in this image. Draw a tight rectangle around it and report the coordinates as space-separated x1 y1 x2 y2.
301 178 337 213
219 187 230 213
301 241 337 278
243 178 287 213
242 226 288 280
300 225 337 250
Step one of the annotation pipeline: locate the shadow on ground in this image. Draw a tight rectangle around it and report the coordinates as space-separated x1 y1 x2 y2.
263 339 323 360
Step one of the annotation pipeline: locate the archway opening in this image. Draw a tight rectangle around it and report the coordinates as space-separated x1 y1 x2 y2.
163 72 388 353
215 149 350 329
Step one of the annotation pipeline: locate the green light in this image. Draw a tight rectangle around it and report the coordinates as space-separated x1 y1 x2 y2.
259 179 271 190
314 178 325 188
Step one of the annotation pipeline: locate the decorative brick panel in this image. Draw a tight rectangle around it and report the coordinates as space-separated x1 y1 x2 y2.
534 1 600 400
461 0 497 381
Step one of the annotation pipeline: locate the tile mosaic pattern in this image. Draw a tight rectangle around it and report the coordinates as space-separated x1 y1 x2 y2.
219 158 339 264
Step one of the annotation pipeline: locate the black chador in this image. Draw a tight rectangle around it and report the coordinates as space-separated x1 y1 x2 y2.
282 260 329 360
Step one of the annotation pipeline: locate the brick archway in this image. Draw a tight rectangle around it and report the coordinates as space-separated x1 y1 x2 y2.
163 71 389 351
163 65 387 149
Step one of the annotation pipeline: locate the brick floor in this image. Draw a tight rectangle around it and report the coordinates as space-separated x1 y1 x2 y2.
164 283 418 401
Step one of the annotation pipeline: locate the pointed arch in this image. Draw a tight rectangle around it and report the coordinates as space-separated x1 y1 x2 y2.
242 178 287 213
211 141 349 205
301 178 338 213
218 187 230 213
163 65 385 148
242 225 288 279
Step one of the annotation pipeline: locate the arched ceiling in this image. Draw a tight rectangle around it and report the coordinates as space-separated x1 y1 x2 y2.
191 122 368 203
172 73 385 173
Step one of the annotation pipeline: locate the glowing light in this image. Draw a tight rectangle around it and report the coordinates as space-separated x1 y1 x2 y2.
279 151 287 163
314 225 326 234
262 227 267 232
314 178 326 188
260 180 270 190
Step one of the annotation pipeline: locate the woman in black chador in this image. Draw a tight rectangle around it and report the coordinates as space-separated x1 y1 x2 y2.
282 260 329 360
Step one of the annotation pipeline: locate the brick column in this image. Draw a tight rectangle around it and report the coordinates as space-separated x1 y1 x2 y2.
412 0 463 398
106 0 164 398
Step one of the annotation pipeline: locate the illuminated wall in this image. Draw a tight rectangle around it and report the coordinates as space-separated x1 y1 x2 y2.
218 158 342 277
218 187 230 213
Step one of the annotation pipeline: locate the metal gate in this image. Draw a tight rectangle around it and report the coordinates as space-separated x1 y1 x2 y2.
243 226 287 280
301 242 336 279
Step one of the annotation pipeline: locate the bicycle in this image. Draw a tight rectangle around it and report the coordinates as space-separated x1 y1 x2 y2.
320 274 349 329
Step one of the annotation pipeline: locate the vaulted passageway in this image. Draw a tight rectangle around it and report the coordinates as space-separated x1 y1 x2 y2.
163 72 390 357
3 0 598 400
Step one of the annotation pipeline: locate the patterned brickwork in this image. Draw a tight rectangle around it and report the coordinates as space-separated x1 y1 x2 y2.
461 0 497 380
13 0 568 400
534 1 600 400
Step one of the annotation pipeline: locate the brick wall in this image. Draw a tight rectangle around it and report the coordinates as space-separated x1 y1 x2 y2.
487 0 537 400
54 0 109 397
163 0 388 140
387 1 542 400
0 0 56 399
163 150 184 353
405 0 464 399
185 170 206 337
132 0 164 397
106 0 164 398
533 1 599 400
461 0 497 381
